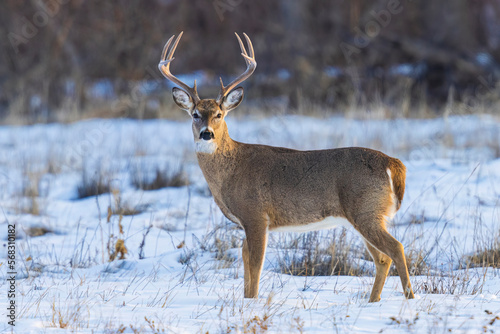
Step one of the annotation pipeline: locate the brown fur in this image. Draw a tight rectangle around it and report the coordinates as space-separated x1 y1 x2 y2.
388 158 406 210
159 33 414 301
176 96 415 303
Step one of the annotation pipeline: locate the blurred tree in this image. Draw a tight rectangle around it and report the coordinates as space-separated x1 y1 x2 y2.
0 0 498 122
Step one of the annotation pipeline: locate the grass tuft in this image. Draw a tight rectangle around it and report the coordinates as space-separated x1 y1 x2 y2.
201 222 243 269
131 163 189 190
25 226 53 237
77 166 111 199
467 248 500 268
466 231 500 268
276 228 369 277
18 171 45 215
110 189 147 216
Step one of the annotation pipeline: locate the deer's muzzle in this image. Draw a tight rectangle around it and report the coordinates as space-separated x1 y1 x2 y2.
200 130 214 141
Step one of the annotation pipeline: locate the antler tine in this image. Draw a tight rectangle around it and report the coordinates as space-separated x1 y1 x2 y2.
235 33 247 58
158 32 200 103
166 31 183 61
161 34 175 62
217 32 257 104
243 33 254 59
234 33 255 66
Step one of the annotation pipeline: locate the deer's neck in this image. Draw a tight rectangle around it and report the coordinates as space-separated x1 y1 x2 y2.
195 126 240 191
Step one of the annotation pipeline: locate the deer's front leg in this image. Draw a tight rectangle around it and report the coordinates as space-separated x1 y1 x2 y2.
242 223 268 298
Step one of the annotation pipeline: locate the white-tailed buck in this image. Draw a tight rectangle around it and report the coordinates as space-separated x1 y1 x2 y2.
158 32 414 302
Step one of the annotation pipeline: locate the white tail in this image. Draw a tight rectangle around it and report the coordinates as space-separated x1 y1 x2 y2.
159 32 414 303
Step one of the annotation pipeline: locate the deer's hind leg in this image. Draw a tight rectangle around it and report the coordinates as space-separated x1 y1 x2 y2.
364 242 392 302
354 215 414 302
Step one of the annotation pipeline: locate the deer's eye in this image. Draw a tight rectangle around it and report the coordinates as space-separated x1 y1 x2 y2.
215 113 222 119
193 113 200 119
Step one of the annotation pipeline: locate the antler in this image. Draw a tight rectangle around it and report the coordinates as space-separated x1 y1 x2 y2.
158 32 200 104
216 33 257 104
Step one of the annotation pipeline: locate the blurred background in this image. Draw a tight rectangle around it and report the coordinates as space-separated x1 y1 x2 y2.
1 0 500 124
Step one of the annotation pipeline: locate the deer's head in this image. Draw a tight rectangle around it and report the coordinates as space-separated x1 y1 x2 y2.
158 32 256 153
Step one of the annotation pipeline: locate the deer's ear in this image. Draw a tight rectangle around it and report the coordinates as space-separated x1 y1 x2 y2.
172 87 194 112
221 87 244 112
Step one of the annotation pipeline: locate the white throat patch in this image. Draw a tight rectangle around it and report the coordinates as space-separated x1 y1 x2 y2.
195 140 218 154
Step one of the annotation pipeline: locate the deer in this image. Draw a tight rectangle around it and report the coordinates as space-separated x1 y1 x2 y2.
158 32 414 303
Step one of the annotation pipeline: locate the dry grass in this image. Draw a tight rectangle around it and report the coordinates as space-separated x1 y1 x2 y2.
110 189 147 216
18 171 45 215
106 193 128 262
77 166 111 199
466 228 500 269
49 301 85 330
275 228 370 277
413 264 486 296
201 222 243 269
177 219 244 272
272 226 487 296
25 226 53 237
388 247 430 277
194 213 495 299
467 248 500 268
183 209 494 298
130 164 189 190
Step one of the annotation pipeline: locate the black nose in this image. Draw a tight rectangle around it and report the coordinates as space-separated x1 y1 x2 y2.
200 130 214 141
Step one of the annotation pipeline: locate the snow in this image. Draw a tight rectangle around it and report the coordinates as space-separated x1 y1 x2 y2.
1 114 500 333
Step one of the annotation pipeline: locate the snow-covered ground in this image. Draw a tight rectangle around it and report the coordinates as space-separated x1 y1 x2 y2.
1 114 500 333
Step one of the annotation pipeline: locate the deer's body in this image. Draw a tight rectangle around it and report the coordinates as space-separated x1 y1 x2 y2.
197 133 403 233
159 32 414 302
